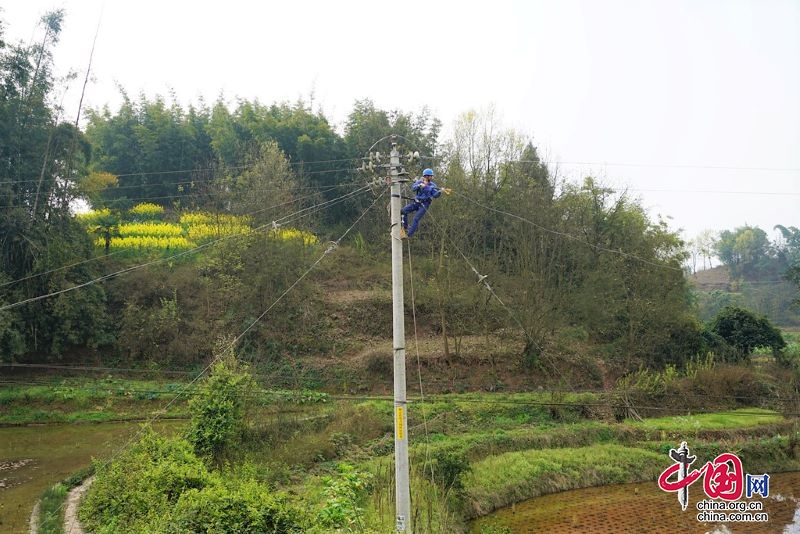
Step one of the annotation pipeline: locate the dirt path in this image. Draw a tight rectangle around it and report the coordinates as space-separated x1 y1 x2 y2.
28 501 40 533
62 476 93 534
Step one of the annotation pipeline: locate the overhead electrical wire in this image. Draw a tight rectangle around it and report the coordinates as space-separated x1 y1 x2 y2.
1 177 353 194
1 370 792 417
404 236 440 498
0 155 361 188
0 173 366 209
0 183 375 311
230 188 383 346
451 189 685 272
425 210 579 393
0 182 363 290
551 160 800 173
46 184 387 530
612 187 800 196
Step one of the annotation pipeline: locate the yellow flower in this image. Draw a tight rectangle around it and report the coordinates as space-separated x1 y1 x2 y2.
269 228 318 246
129 203 165 218
119 222 184 237
76 208 112 225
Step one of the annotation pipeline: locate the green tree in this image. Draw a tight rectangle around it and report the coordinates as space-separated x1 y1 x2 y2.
343 99 440 160
87 210 120 254
222 140 298 227
715 226 773 278
0 10 111 359
483 144 563 366
85 93 216 210
785 263 800 310
710 305 786 362
708 225 798 326
774 225 800 266
556 179 697 369
221 99 351 228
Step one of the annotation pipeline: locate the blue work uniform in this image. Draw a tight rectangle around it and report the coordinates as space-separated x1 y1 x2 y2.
401 178 441 237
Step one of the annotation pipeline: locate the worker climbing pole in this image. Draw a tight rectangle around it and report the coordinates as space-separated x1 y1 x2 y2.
400 168 452 239
360 135 453 532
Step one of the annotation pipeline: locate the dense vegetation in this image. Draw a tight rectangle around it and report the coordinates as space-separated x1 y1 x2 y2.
690 225 800 326
14 352 792 533
3 11 797 378
2 10 800 533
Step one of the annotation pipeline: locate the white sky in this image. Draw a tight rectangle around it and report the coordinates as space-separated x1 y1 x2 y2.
2 0 798 241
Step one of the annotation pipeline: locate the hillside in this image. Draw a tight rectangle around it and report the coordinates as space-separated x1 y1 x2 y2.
690 264 800 327
268 266 605 396
689 265 731 291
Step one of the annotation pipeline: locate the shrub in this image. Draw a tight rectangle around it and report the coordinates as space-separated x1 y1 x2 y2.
317 463 373 531
79 427 211 532
429 450 471 492
79 426 307 533
690 365 776 407
185 343 255 463
170 480 307 533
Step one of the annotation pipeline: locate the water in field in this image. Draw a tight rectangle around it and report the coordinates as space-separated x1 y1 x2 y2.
5 421 800 534
0 420 184 534
470 471 800 533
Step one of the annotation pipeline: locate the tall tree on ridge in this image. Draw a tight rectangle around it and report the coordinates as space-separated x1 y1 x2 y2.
0 10 110 359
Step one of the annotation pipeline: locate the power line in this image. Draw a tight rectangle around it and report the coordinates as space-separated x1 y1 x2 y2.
0 241 216 311
452 189 684 272
231 188 383 346
3 177 354 194
0 180 364 209
271 184 373 228
0 185 353 290
0 157 362 187
29 185 388 530
426 210 580 392
550 160 800 173
1 369 795 414
0 185 375 311
615 188 800 197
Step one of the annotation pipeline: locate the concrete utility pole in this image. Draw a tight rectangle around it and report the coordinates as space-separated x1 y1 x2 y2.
389 140 411 532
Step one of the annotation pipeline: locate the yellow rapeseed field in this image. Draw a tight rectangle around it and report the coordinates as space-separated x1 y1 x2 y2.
80 205 316 253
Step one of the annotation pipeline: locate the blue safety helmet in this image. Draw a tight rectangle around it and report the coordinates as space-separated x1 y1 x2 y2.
422 168 434 177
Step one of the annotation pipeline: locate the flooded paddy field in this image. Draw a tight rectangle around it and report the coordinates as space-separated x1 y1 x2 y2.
0 421 184 533
471 471 800 533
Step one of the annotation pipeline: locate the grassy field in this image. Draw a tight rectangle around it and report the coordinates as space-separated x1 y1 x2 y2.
5 376 799 533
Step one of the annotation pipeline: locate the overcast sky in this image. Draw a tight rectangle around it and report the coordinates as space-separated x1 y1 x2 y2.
3 0 798 241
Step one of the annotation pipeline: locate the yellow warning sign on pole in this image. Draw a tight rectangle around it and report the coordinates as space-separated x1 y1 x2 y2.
396 406 405 440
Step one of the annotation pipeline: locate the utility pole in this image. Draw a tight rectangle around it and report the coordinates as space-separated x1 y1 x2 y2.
389 140 411 532
359 137 418 532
